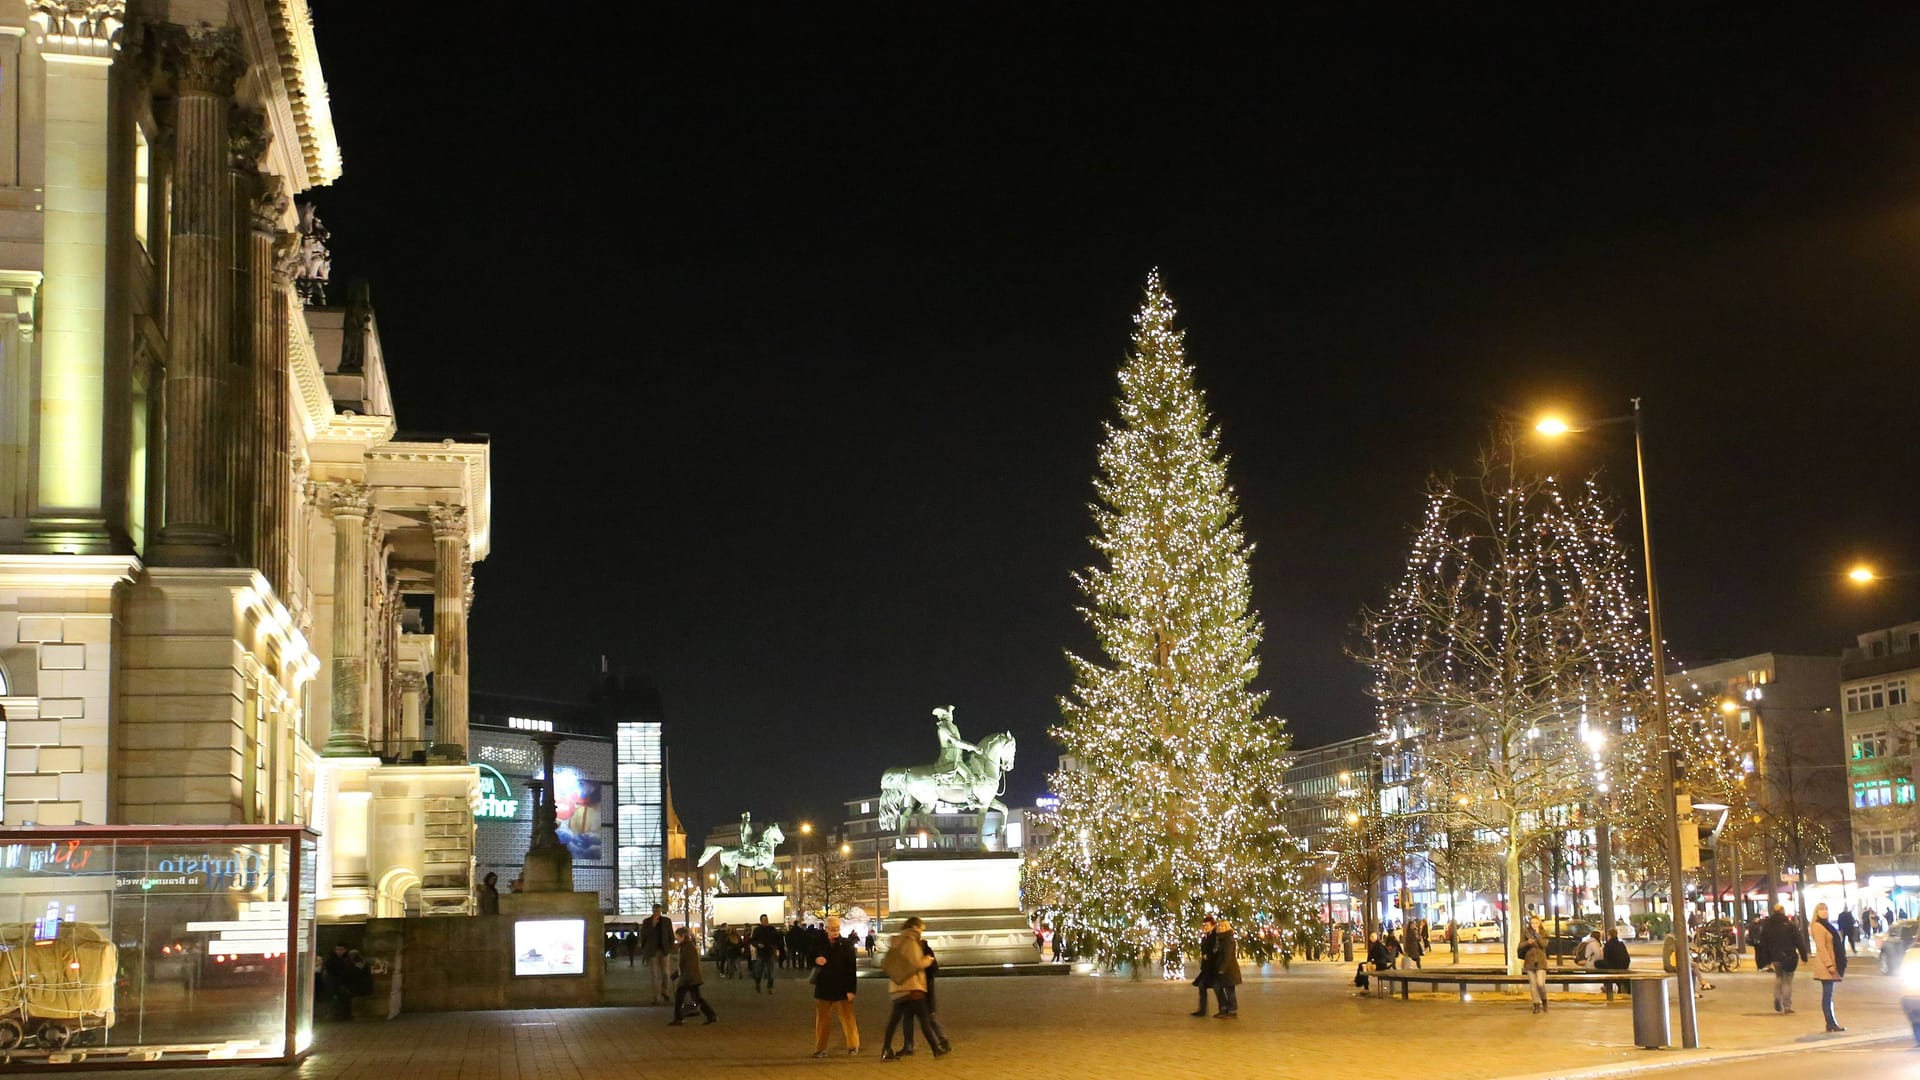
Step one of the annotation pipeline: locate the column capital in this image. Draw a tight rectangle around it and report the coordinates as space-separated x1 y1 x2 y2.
429 501 468 541
393 669 428 693
231 106 272 175
163 23 243 96
324 481 371 518
30 1 125 57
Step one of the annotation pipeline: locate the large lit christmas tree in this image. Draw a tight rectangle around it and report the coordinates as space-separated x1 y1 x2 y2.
1024 270 1309 975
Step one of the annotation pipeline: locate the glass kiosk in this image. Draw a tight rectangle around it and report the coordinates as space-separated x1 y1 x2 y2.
0 826 316 1067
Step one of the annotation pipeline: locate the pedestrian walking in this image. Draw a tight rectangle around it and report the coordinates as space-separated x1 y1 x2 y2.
1403 922 1424 969
809 914 861 1057
666 926 717 1026
1191 916 1219 1016
321 944 358 1021
1759 905 1806 1015
900 941 952 1056
477 872 500 916
751 914 783 993
879 916 941 1060
1836 908 1858 955
866 927 878 957
1519 916 1549 1013
1212 917 1243 1017
1808 903 1846 1033
640 904 674 1005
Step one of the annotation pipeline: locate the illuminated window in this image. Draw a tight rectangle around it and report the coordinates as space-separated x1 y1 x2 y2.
1890 680 1909 707
1854 730 1890 760
133 126 151 250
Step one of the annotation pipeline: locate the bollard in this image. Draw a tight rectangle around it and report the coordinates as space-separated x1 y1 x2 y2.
1631 976 1671 1049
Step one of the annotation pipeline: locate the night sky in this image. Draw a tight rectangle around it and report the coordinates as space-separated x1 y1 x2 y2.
307 9 1920 842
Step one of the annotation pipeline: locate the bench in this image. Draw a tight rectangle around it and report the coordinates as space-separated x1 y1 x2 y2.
1367 968 1667 1002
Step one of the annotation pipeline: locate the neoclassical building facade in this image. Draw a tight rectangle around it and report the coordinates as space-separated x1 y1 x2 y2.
0 0 487 921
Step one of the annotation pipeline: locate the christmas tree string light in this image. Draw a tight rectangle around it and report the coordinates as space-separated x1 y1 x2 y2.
1023 270 1313 976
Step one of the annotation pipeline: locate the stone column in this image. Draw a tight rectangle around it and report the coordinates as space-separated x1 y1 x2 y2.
395 670 427 747
323 483 372 756
243 169 288 584
429 503 470 760
154 26 244 564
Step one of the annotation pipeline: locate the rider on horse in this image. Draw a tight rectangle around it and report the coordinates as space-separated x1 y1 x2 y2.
932 706 980 785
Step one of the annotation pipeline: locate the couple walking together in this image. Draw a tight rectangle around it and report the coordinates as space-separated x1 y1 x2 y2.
809 914 953 1060
1192 915 1243 1017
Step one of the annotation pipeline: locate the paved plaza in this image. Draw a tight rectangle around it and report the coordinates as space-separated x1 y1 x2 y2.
44 948 1918 1080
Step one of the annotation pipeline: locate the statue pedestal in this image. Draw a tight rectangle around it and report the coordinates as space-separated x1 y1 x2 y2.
882 851 1036 968
710 893 787 930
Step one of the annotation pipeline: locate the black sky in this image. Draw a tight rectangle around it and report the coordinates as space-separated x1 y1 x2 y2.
307 9 1920 842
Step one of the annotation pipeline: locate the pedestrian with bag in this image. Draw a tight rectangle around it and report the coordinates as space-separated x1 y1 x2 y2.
1759 905 1806 1015
1519 916 1549 1013
1808 902 1846 1033
899 941 952 1056
666 926 716 1027
879 916 941 1061
808 914 861 1057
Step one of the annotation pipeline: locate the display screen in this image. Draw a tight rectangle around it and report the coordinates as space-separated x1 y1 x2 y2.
514 919 585 977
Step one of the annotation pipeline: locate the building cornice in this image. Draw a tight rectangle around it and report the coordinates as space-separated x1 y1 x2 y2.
372 442 492 560
0 554 140 590
253 0 339 188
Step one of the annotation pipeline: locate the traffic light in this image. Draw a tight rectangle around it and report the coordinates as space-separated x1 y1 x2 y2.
1677 795 1700 870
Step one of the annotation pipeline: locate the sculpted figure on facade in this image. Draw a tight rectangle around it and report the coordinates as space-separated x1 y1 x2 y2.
293 202 331 304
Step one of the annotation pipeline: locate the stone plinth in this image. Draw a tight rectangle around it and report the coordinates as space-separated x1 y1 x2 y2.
882 852 1035 968
360 891 605 1012
710 893 787 930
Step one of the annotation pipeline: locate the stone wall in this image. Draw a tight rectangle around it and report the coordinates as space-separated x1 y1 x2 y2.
346 899 604 1013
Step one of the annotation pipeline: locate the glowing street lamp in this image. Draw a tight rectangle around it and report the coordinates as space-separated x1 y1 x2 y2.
1536 398 1698 1049
1848 565 1876 585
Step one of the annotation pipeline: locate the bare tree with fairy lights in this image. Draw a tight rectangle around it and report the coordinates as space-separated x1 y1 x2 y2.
1359 425 1653 975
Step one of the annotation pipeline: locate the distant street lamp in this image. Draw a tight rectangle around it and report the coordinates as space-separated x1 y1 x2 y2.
799 822 813 915
1536 400 1698 1049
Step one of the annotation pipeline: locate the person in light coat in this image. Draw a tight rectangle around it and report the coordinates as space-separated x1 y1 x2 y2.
879 917 940 1060
1807 903 1846 1034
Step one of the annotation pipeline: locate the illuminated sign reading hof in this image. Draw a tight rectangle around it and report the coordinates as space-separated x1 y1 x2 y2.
474 764 520 821
513 919 584 977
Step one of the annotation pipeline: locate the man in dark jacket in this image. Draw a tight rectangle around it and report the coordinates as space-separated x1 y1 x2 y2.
1836 908 1858 954
750 914 783 993
639 904 674 1005
1759 905 1808 1015
1596 929 1632 995
809 915 861 1057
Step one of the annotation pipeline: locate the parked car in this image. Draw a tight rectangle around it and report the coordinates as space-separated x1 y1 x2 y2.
1880 919 1920 975
1546 920 1600 958
1462 920 1506 943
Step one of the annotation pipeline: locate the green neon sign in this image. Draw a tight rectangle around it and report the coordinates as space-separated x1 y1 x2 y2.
474 763 521 820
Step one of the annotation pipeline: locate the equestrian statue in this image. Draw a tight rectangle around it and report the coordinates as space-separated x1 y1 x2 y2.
697 812 786 893
877 706 1017 845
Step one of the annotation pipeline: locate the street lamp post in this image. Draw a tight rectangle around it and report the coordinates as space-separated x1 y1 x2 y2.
798 822 813 917
1538 399 1699 1048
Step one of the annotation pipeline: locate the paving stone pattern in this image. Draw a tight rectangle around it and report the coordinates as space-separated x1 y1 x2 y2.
52 951 1915 1080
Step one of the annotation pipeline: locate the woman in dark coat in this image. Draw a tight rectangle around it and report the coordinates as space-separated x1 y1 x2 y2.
809 916 861 1057
1191 916 1218 1016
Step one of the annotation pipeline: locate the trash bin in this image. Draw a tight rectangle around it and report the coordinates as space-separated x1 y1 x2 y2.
1631 977 1671 1049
